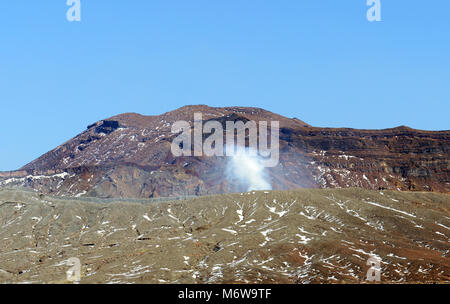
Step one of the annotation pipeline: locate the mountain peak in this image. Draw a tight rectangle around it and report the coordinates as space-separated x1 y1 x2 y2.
0 105 447 198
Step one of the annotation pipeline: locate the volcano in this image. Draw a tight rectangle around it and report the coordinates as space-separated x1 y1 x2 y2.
0 105 449 198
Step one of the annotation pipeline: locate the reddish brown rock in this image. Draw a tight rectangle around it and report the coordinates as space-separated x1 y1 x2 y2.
0 105 448 198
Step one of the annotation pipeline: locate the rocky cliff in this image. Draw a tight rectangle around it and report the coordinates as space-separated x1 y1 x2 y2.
0 105 448 198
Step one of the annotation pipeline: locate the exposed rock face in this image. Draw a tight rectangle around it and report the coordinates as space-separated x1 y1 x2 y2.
0 188 448 283
0 105 448 198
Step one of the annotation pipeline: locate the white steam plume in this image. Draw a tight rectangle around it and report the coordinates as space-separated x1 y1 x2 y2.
226 146 272 192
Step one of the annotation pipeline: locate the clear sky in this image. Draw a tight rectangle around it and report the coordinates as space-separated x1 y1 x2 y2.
0 1 449 171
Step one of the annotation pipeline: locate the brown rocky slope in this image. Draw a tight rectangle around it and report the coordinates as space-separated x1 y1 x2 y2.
0 105 448 198
0 187 448 284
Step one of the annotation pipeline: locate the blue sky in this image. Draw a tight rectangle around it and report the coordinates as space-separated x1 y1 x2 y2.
0 1 449 170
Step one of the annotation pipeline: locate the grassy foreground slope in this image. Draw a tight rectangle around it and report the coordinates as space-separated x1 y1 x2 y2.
0 187 449 284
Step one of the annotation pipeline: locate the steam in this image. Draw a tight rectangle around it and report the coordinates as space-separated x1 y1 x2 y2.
226 146 272 192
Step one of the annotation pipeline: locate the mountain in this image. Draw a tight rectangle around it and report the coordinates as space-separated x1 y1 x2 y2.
0 105 449 198
0 188 448 283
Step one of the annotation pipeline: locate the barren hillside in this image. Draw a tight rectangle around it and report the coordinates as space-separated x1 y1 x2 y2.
0 188 448 284
0 106 448 198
